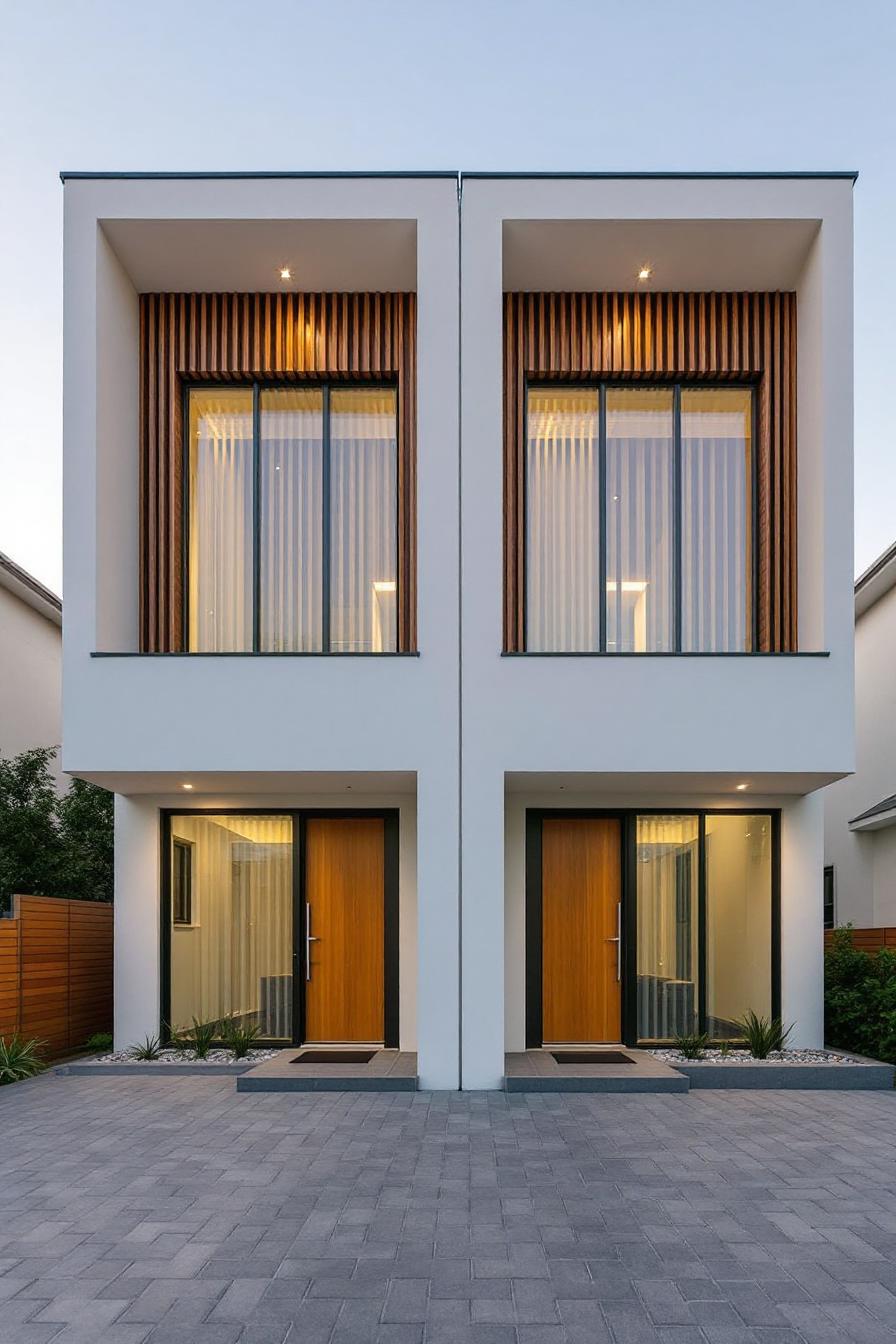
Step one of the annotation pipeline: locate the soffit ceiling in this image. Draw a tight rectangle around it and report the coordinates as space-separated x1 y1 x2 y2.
502 219 820 291
101 218 418 293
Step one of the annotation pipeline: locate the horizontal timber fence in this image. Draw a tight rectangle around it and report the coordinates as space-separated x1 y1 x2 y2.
0 895 113 1057
824 927 896 953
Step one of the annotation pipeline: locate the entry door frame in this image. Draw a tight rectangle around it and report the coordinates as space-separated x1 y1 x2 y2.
526 810 631 1048
160 808 400 1048
525 808 782 1049
295 810 400 1049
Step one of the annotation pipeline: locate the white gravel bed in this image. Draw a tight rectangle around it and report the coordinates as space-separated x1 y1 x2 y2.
95 1048 279 1065
649 1047 860 1065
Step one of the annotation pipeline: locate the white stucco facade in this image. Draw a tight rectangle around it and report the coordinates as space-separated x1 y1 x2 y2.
824 546 896 928
0 552 62 782
62 171 855 1089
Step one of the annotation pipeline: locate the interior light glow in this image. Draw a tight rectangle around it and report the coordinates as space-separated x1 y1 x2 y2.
279 266 292 281
372 580 397 593
637 265 652 281
182 783 194 791
736 783 749 791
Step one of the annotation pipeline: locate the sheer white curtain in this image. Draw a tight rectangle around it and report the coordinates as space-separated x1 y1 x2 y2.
330 389 398 653
169 816 293 1038
260 389 324 652
189 391 254 652
525 389 600 651
605 389 674 652
636 815 699 1041
681 389 752 652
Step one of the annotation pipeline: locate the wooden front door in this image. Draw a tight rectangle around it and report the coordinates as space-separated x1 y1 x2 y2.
542 818 622 1043
303 818 385 1043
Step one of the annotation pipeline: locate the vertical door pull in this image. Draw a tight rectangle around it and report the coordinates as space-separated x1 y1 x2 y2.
305 902 319 980
605 902 622 981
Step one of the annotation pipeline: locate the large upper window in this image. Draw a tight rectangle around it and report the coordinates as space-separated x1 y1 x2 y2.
525 384 754 653
187 385 398 653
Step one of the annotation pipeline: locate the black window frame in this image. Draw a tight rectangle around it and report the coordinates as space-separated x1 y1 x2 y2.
525 806 780 1048
171 837 194 927
823 864 835 930
183 379 400 655
523 379 759 654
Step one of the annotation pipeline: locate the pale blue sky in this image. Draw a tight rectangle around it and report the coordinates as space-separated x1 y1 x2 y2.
1 0 893 594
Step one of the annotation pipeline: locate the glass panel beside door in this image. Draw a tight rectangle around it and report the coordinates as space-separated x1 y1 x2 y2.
168 815 293 1040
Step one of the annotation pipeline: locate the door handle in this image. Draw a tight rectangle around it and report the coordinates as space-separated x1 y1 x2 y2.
305 902 319 981
605 902 622 982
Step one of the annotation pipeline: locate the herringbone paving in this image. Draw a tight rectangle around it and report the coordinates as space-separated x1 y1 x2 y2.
2 1075 896 1342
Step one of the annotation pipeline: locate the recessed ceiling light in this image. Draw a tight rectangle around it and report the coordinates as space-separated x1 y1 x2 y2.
182 783 194 791
736 783 748 791
637 265 652 281
279 266 292 281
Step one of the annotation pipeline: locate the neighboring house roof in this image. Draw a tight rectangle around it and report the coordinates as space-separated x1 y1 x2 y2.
850 793 896 832
0 551 61 627
855 540 896 618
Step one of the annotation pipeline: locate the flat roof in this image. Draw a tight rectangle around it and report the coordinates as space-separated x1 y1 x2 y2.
59 169 859 183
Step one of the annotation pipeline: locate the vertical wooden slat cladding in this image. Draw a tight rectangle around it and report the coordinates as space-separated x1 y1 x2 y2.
139 292 417 653
503 291 797 653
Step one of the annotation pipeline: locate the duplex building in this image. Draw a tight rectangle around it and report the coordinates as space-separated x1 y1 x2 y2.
62 170 855 1089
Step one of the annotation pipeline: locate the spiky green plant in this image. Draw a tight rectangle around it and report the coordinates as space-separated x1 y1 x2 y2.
186 1017 218 1060
0 1034 45 1085
673 1031 709 1060
84 1032 113 1054
129 1034 162 1061
737 1010 793 1059
220 1017 261 1060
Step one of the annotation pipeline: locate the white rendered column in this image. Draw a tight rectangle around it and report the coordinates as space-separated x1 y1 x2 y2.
460 766 505 1089
780 791 825 1047
416 765 460 1089
113 795 160 1050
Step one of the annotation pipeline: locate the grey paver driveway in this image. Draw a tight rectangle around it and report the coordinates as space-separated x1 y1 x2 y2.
3 1077 896 1343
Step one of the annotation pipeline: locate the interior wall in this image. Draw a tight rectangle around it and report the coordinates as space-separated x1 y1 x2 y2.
704 815 773 1027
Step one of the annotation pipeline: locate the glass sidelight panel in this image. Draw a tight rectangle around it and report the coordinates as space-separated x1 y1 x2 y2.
681 389 753 652
525 389 600 651
188 390 254 651
329 389 398 652
259 389 324 651
168 815 293 1039
636 815 699 1041
606 389 674 651
705 814 772 1038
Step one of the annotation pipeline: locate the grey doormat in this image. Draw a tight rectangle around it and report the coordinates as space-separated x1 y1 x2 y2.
292 1049 377 1064
551 1050 634 1064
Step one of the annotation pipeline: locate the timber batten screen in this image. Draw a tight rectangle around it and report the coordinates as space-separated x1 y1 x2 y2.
139 292 417 653
504 292 797 653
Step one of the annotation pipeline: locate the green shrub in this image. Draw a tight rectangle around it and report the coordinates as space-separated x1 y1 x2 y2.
220 1017 261 1059
673 1031 708 1060
737 1010 792 1059
129 1034 162 1061
825 926 896 1062
0 1034 45 1084
85 1032 113 1054
185 1017 218 1060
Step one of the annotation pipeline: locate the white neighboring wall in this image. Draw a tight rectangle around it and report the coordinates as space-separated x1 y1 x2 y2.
0 552 62 783
824 546 896 927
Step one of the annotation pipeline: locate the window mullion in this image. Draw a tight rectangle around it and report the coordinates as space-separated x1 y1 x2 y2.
252 382 261 653
673 383 682 653
322 384 331 654
598 383 607 653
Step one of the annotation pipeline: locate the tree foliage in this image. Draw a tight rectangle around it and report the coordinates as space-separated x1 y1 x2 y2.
825 926 896 1063
0 748 112 910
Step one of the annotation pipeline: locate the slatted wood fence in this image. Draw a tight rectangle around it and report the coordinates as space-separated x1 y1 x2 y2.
824 927 896 953
0 895 113 1057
